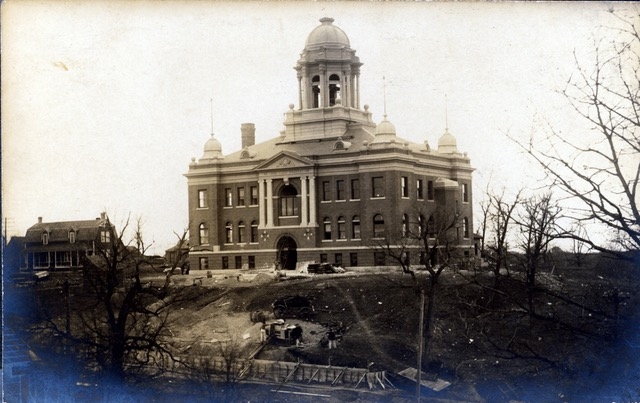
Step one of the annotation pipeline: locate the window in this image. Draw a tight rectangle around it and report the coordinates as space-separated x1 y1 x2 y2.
350 253 358 267
401 176 409 198
250 221 258 243
419 252 427 265
427 180 434 201
322 181 331 201
248 255 256 269
336 180 345 200
198 189 208 208
238 221 245 243
374 251 386 266
225 222 233 244
335 253 343 266
337 216 346 239
238 187 245 206
320 253 328 263
417 179 424 199
100 229 110 243
463 217 470 239
428 215 436 238
222 256 229 269
351 179 360 200
199 223 209 245
250 186 258 205
323 217 332 240
235 256 242 269
225 188 233 207
373 214 385 238
418 215 426 238
34 252 49 268
352 216 361 239
199 257 209 270
279 185 298 216
372 176 384 198
402 214 409 237
69 230 76 244
56 251 71 267
462 184 469 203
402 251 410 266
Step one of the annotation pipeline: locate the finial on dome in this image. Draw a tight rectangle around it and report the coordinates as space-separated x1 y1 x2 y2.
320 17 335 24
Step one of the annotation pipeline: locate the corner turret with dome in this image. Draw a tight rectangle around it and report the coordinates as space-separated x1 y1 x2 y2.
185 18 476 272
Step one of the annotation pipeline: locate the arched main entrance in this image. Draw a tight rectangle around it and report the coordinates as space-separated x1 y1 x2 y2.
276 236 297 270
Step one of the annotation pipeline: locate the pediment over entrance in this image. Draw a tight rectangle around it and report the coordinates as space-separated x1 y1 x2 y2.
254 151 314 172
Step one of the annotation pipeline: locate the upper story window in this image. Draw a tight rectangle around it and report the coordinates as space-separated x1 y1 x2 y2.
250 221 258 243
418 214 426 238
462 184 469 203
238 221 246 243
42 232 49 245
417 179 424 199
250 186 258 205
322 181 331 201
199 223 209 245
372 176 384 198
198 189 208 208
352 216 361 239
69 230 76 244
312 75 321 108
100 229 111 243
323 217 332 240
427 180 435 201
351 179 360 200
402 214 409 237
225 188 233 207
237 187 245 206
336 180 345 201
463 217 470 239
279 185 298 216
337 216 346 239
373 214 385 238
401 176 409 198
328 74 341 106
225 222 233 244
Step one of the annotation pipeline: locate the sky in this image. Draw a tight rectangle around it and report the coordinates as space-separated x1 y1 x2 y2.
2 1 634 255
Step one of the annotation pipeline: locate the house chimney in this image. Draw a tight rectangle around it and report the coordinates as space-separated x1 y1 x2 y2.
38 217 43 224
241 123 255 148
100 212 106 220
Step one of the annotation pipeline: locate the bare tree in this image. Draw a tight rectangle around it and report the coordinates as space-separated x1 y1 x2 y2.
514 9 640 260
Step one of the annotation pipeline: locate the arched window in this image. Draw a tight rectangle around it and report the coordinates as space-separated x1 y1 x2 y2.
225 222 233 244
250 221 258 243
373 214 385 238
337 216 346 239
323 217 332 240
279 185 298 216
418 214 426 238
42 231 49 245
402 214 409 237
199 223 209 245
463 217 470 239
69 230 76 244
238 221 245 243
329 74 341 106
352 216 361 239
312 75 321 108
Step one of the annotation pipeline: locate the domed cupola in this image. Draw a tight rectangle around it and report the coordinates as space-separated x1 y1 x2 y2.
372 115 398 144
437 127 459 154
305 17 350 49
200 133 224 161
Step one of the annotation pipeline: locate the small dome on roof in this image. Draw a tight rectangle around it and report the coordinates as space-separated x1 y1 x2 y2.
437 128 459 154
305 17 350 48
375 117 396 136
201 133 223 160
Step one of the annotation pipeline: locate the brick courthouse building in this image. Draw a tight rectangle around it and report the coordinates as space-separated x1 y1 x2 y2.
186 18 474 271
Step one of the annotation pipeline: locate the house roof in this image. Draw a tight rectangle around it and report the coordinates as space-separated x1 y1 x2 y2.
24 218 112 244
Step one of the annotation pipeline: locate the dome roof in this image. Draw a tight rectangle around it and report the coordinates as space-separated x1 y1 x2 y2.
305 17 350 48
201 133 223 160
437 128 459 154
375 118 397 136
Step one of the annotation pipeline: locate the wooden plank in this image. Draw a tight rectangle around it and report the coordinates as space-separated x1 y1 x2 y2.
330 366 347 386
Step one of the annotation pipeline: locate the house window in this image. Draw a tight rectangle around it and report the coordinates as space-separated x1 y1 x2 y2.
352 216 361 239
322 181 331 201
198 189 208 208
374 251 386 266
402 214 409 237
373 214 385 238
351 179 360 200
320 253 328 263
250 186 258 205
235 256 242 269
417 179 424 199
337 216 346 239
199 257 209 270
225 188 233 207
279 185 298 216
462 184 469 203
42 232 49 245
222 256 229 269
350 253 358 267
336 180 345 201
372 176 384 198
100 230 110 243
401 176 409 198
69 230 76 244
335 253 343 266
34 252 49 268
250 221 258 243
427 180 434 201
238 221 245 243
225 222 233 244
238 187 245 206
56 251 71 267
323 217 332 240
199 223 209 245
418 215 426 238
463 217 470 239
248 255 255 269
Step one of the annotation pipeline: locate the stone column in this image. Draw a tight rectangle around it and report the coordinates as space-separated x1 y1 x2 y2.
298 75 303 110
300 176 308 226
320 66 327 108
355 74 360 109
266 179 274 228
258 179 265 228
308 176 317 226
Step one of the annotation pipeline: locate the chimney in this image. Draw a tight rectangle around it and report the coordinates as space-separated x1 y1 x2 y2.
38 217 43 224
100 212 106 220
241 123 255 148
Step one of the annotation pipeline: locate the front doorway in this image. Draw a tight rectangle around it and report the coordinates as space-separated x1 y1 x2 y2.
276 236 297 270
